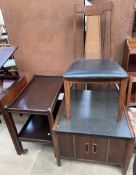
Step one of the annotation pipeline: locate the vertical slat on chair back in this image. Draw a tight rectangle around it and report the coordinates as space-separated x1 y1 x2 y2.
101 9 113 58
73 2 113 59
85 15 102 59
0 76 27 107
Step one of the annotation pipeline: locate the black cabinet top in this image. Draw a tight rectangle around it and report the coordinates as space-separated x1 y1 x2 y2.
55 90 133 139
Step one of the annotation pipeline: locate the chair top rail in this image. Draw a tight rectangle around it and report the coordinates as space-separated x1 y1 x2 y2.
74 2 113 16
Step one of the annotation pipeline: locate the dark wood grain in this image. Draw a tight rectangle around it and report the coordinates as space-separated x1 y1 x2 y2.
76 135 107 162
108 138 127 164
18 115 52 143
0 76 27 107
0 75 63 155
122 140 134 175
7 75 63 113
58 134 75 158
0 76 27 154
0 103 24 155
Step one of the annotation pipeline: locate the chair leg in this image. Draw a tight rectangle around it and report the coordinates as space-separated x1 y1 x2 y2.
118 78 128 122
126 76 133 108
64 80 71 119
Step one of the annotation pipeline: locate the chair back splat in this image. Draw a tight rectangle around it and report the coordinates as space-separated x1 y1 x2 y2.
73 2 114 59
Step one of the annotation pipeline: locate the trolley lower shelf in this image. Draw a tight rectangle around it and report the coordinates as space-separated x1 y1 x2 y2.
18 115 52 143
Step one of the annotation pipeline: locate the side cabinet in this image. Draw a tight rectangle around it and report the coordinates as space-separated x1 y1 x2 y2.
52 91 134 175
57 133 132 171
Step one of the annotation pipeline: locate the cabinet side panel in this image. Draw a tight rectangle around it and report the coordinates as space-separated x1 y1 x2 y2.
58 133 74 158
108 138 127 164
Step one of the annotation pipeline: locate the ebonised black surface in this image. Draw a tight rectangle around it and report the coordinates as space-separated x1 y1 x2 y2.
55 90 132 139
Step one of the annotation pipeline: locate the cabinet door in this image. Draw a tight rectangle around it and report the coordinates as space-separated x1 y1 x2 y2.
76 135 91 160
58 134 75 158
108 138 127 164
76 135 107 162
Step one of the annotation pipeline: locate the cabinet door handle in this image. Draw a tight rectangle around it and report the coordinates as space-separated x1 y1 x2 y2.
92 143 97 154
84 143 90 154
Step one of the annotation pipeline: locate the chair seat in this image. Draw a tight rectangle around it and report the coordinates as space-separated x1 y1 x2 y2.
63 59 128 79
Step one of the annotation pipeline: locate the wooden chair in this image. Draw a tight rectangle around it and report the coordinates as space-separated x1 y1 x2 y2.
0 76 28 154
122 38 136 108
63 2 128 121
